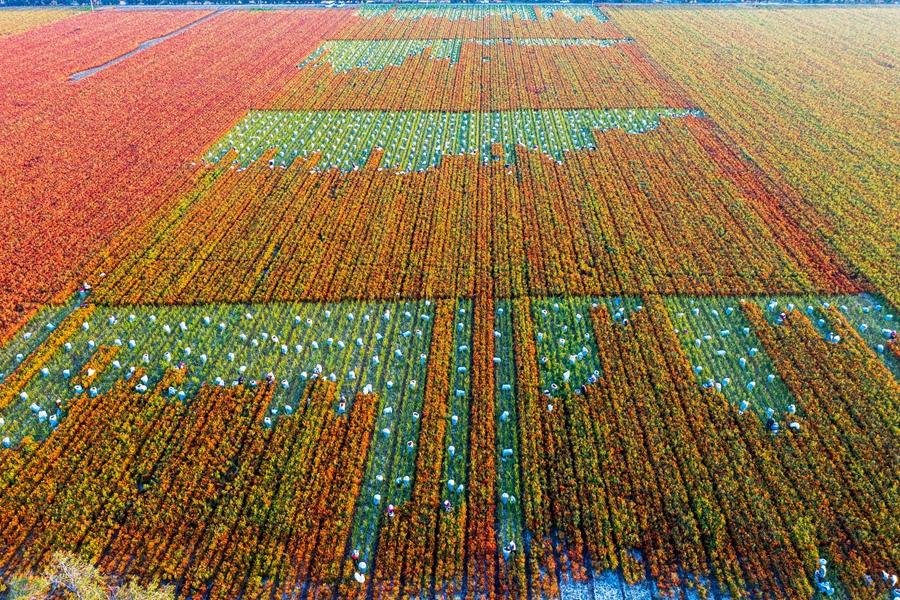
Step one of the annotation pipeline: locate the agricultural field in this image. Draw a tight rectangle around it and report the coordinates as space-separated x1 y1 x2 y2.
1 4 899 600
0 9 80 36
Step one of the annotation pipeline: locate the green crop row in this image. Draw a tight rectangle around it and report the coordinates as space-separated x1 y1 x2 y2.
1 299 434 447
208 108 699 173
352 4 608 24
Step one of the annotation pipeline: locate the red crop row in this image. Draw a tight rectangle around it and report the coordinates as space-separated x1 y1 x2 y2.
465 295 499 600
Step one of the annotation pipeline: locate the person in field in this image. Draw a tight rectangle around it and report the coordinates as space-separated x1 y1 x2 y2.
815 559 834 595
503 541 517 560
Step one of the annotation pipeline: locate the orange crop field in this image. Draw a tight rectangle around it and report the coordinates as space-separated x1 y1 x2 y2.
0 5 899 600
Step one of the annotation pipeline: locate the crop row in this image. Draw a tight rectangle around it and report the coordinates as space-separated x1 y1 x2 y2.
354 5 544 22
354 5 607 24
492 298 524 585
0 9 213 83
511 295 900 600
0 299 433 448
0 374 379 599
4 292 893 448
348 299 471 593
666 294 899 419
277 37 685 112
298 38 631 73
337 4 617 40
611 7 900 329
208 108 696 171
96 118 853 309
0 293 82 384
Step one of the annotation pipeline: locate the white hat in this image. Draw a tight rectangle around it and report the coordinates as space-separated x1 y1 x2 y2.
819 559 827 566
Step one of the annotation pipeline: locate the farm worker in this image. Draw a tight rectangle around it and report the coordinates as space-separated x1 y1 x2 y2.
266 372 275 384
766 417 778 435
503 541 517 560
443 500 452 513
814 559 834 595
351 548 360 562
387 504 395 518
